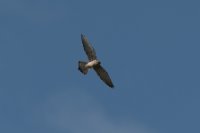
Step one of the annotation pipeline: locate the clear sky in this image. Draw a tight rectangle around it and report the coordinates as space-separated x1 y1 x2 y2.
0 0 200 133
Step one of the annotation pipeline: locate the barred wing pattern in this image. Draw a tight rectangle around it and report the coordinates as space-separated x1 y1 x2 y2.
81 34 97 61
93 65 114 88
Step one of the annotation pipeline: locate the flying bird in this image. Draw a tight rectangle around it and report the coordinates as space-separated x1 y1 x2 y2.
78 34 114 88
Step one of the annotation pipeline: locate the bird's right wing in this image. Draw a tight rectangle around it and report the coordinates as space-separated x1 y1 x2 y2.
81 34 97 61
93 65 114 88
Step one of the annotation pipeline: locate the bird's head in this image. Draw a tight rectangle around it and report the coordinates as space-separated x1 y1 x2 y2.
97 60 101 65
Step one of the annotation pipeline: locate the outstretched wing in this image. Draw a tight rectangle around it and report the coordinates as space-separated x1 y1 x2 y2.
81 34 97 61
93 65 114 88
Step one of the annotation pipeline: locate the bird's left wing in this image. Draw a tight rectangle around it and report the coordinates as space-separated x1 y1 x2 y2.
81 34 97 61
93 65 114 88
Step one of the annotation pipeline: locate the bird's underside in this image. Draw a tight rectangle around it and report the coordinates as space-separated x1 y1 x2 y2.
78 34 114 88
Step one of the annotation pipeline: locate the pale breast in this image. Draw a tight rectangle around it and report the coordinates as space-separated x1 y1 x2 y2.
86 60 99 68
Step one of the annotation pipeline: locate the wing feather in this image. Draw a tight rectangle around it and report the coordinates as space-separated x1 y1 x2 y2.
93 65 114 88
81 34 97 61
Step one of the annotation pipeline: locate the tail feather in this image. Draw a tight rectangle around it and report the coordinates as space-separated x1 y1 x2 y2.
78 61 88 75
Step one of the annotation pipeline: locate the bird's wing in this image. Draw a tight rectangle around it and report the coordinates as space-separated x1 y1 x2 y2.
81 34 97 61
93 65 114 88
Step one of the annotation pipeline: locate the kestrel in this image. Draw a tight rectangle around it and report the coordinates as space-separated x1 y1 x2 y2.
78 34 114 88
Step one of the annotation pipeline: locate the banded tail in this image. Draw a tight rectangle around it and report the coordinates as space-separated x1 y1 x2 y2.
78 61 88 75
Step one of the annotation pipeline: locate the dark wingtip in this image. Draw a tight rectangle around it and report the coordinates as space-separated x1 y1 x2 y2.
81 33 85 39
109 84 114 89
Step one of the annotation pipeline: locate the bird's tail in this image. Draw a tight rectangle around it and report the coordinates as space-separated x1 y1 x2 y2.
78 61 88 75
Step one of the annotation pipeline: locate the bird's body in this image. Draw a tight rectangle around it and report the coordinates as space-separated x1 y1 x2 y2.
78 34 114 88
85 59 100 68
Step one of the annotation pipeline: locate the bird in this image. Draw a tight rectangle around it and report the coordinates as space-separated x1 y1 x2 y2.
78 34 114 88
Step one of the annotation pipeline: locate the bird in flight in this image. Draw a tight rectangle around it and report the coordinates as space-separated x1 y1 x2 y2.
78 34 114 88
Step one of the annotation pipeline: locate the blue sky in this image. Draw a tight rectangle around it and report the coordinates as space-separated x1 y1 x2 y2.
0 0 200 133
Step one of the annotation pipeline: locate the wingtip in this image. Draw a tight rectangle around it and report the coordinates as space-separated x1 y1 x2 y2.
81 33 85 38
109 84 114 89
